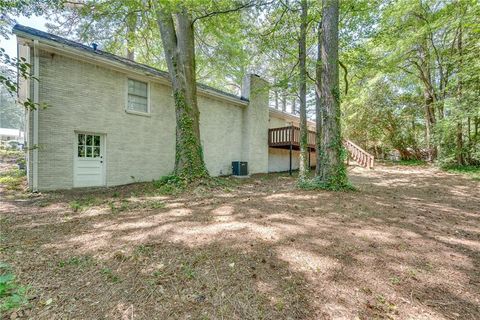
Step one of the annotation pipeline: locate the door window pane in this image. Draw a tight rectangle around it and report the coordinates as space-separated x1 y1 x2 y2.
94 136 100 146
93 147 100 158
78 134 85 145
78 145 85 157
86 135 93 146
86 146 92 157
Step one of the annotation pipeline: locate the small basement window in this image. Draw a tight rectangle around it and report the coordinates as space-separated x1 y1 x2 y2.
127 78 149 114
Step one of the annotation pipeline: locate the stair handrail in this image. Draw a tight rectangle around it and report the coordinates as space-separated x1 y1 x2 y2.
344 139 375 169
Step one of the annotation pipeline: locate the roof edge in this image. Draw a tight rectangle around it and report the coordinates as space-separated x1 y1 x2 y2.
13 24 249 106
268 107 316 126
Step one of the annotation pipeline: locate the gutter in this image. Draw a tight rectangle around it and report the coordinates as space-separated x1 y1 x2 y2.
32 39 39 192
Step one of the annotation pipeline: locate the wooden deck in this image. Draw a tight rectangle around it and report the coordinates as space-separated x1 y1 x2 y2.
268 125 375 170
268 126 316 150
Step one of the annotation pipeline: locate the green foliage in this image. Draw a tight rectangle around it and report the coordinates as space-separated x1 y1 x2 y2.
68 197 100 212
394 160 428 166
344 76 424 159
442 165 480 180
108 199 130 213
180 263 196 280
0 263 28 313
152 174 186 195
173 91 209 182
298 177 355 192
57 256 94 268
1 0 60 109
342 0 480 165
100 268 121 283
0 86 24 129
0 168 25 191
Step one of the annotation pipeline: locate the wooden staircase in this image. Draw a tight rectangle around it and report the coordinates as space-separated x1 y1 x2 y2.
267 126 374 169
343 139 375 169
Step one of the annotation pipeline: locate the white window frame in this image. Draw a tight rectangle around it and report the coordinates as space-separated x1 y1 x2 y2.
125 77 151 116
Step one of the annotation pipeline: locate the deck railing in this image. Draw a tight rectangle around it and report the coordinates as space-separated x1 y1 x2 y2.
268 126 316 149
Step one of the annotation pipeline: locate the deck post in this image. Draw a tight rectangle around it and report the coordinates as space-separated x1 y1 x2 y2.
289 126 293 176
308 147 311 168
289 142 293 176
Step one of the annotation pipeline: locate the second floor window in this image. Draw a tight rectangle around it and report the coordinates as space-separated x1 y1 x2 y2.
127 79 148 113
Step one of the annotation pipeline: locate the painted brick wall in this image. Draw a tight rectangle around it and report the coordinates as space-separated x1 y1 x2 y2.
34 49 254 190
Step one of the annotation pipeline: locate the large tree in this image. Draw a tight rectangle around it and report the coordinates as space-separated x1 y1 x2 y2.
297 0 309 182
316 0 348 188
155 4 208 181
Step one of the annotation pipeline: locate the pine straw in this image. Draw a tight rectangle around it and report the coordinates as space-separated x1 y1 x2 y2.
1 162 479 319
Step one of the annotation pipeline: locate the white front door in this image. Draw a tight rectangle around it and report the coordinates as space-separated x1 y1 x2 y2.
74 133 105 187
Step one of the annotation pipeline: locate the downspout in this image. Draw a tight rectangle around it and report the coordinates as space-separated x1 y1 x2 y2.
32 40 39 192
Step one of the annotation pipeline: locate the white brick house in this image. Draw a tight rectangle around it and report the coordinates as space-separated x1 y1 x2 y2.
14 25 315 191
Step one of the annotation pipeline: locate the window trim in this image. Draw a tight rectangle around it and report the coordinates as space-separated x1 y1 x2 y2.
125 77 151 116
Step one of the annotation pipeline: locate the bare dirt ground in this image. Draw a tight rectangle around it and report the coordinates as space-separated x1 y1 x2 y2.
1 161 479 319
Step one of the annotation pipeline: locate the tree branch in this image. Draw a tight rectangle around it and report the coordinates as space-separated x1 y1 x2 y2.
192 1 268 25
339 60 348 95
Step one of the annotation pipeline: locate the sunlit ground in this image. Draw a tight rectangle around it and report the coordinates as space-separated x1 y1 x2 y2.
1 164 479 319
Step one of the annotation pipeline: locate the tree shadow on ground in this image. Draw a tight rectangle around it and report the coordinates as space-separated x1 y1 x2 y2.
1 165 479 319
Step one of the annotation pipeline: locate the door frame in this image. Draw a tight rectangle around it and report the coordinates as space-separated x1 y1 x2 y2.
73 131 107 187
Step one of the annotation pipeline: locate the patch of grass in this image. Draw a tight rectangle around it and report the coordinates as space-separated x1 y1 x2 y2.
0 262 29 313
57 256 93 268
442 165 480 180
100 268 121 283
396 159 427 166
69 196 101 212
134 244 154 257
389 276 401 285
109 199 130 213
0 169 26 191
180 263 196 280
145 199 165 209
152 268 164 278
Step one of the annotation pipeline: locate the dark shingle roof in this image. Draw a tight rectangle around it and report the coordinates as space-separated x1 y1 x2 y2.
13 24 247 103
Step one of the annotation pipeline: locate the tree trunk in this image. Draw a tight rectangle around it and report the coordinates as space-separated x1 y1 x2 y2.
156 6 208 181
317 0 348 188
456 122 464 165
298 0 309 182
475 116 479 139
274 90 279 109
456 20 464 165
281 93 287 112
418 37 437 160
424 91 436 160
291 97 296 114
315 20 322 176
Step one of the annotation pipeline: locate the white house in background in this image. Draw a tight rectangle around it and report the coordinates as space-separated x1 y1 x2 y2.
14 24 316 191
0 128 24 142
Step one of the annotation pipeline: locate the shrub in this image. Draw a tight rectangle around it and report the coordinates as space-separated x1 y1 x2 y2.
0 263 28 313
